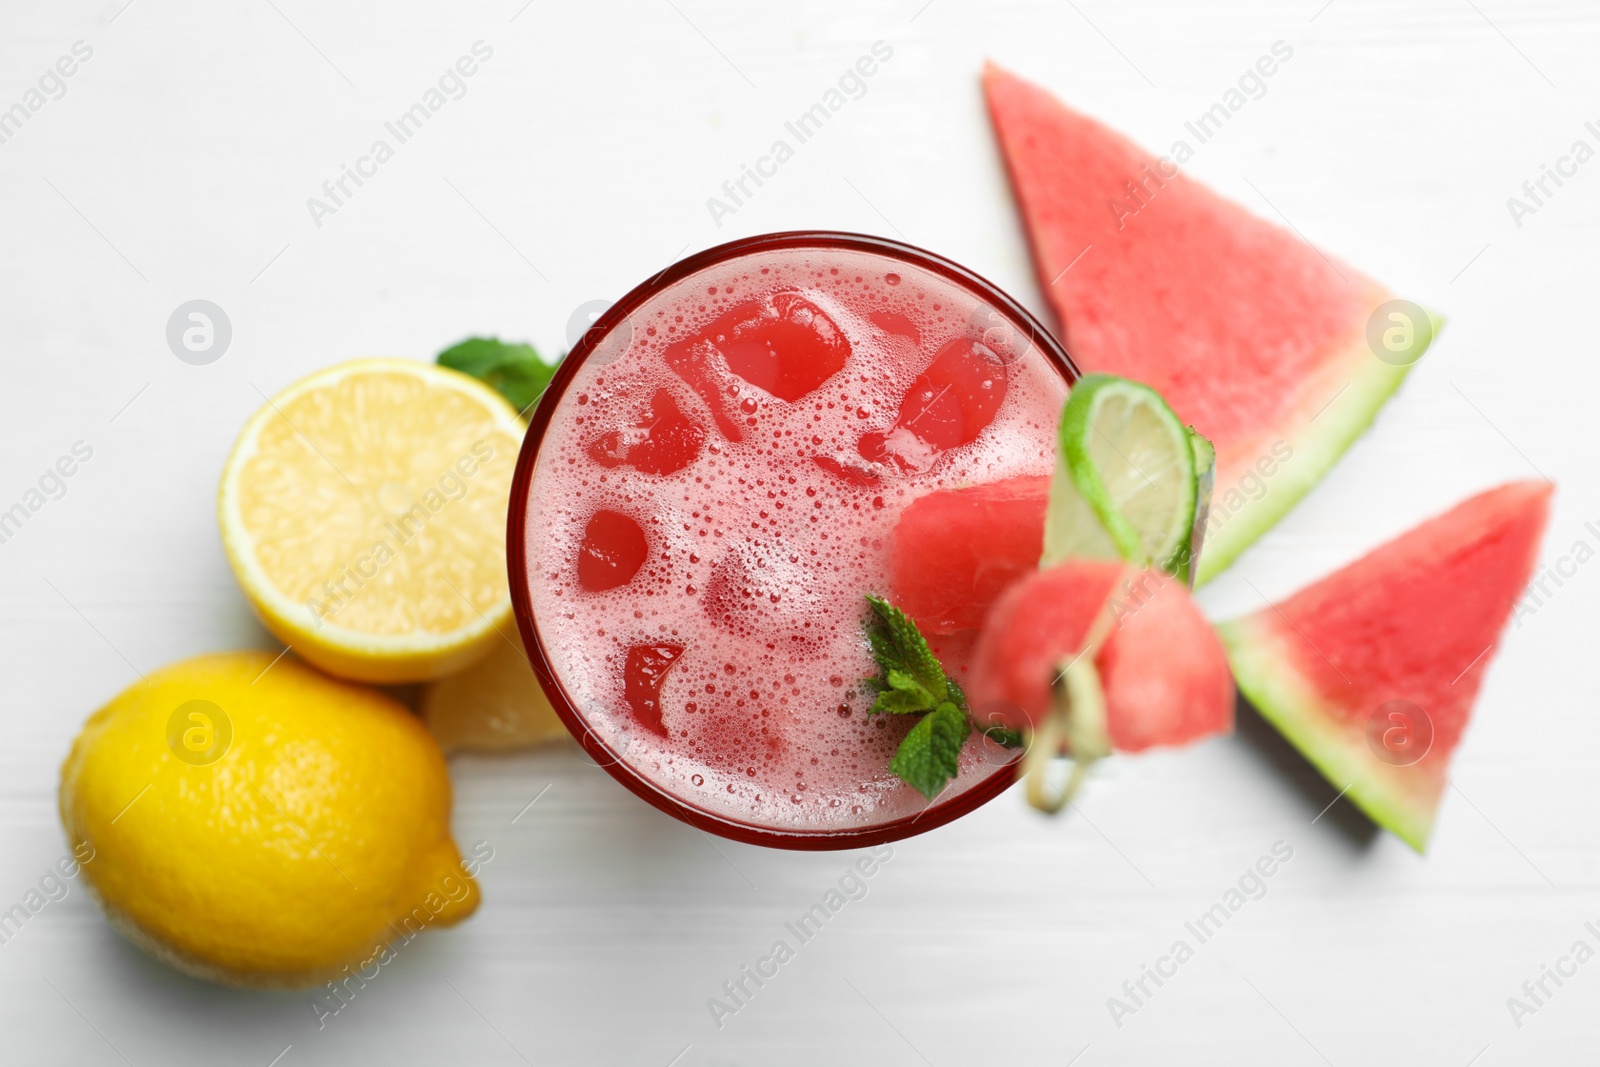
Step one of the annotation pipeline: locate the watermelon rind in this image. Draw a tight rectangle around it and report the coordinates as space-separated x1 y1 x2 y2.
1193 309 1442 586
1217 615 1437 851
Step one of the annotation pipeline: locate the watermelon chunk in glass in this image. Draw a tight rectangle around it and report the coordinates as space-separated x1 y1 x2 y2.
890 474 1049 635
665 290 851 441
587 387 705 476
858 337 1011 474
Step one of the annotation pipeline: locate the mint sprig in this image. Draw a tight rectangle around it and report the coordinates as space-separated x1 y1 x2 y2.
437 337 559 415
889 702 970 799
863 595 973 799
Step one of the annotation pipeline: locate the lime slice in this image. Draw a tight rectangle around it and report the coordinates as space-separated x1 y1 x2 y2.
1183 428 1216 585
1040 374 1205 577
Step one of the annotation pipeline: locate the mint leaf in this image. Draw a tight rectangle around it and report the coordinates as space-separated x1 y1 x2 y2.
889 702 971 799
437 337 558 415
979 723 1026 749
871 687 934 716
868 625 908 677
887 668 933 698
868 668 937 715
865 595 951 706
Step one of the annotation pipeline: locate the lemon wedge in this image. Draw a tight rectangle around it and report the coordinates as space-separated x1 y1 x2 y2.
422 629 570 752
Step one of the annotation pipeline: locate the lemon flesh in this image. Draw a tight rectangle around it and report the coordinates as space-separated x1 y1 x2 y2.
219 359 525 683
422 630 570 752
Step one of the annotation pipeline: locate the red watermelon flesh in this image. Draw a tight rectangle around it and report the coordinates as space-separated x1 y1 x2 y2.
891 475 1049 634
665 290 850 440
970 559 1234 752
858 338 1011 474
1217 480 1553 850
587 387 706 476
983 64 1432 584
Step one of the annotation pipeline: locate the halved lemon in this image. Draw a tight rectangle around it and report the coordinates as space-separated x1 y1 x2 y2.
218 359 525 683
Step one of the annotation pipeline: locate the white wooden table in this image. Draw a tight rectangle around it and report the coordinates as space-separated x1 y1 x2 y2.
2 1 1595 1063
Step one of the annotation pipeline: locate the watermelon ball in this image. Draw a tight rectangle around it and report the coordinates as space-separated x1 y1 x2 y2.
970 559 1234 754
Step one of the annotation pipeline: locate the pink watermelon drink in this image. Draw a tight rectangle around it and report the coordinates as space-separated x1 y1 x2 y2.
508 233 1076 846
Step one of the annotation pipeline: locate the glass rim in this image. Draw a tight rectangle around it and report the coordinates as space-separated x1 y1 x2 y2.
506 230 1080 850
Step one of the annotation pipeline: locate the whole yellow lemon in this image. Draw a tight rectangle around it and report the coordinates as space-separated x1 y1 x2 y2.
59 651 480 987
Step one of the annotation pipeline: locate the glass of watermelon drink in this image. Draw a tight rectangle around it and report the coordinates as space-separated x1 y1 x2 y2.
507 232 1078 848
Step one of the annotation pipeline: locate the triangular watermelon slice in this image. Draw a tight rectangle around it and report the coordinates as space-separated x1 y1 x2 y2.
1217 481 1552 851
984 64 1439 583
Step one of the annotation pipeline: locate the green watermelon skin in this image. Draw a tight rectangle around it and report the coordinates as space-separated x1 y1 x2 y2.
983 64 1435 583
1217 481 1552 851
